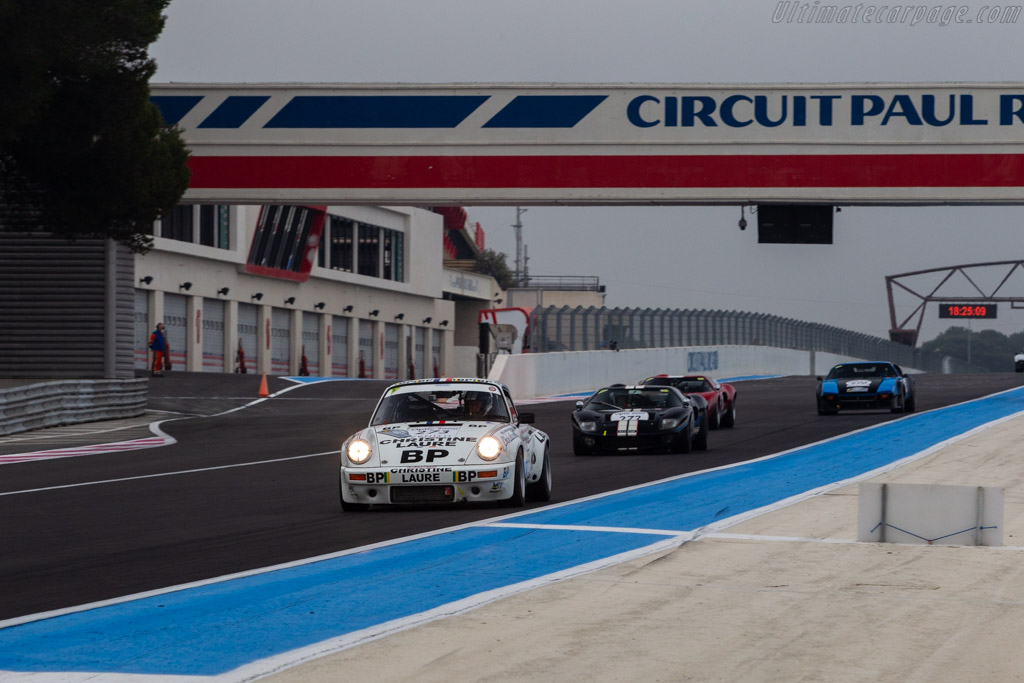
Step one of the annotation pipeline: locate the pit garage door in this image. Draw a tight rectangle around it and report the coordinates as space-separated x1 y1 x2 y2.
358 320 373 378
302 312 320 376
134 290 150 370
432 330 442 378
271 308 291 375
414 327 426 380
164 293 188 370
331 315 349 377
237 303 258 374
383 323 399 379
202 298 225 372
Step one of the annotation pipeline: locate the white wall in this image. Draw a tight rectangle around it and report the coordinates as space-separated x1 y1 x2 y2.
488 345 919 398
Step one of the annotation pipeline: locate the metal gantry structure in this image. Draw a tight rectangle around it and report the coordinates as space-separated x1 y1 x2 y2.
886 260 1024 347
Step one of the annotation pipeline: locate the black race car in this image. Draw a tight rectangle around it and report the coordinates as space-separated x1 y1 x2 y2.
571 384 708 455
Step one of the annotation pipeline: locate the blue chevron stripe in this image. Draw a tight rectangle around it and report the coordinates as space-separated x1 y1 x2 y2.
483 95 607 128
265 95 489 128
198 96 270 128
149 95 203 125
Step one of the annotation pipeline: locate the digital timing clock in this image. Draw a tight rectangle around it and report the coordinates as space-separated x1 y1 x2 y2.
938 303 997 319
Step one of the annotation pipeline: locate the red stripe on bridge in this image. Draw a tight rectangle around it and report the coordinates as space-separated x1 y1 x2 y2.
187 153 1024 189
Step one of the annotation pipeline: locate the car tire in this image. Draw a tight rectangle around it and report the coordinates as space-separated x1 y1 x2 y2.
339 479 370 512
505 451 527 507
526 446 553 502
891 391 905 413
904 392 917 413
670 420 693 454
709 402 721 430
693 410 709 451
817 401 838 416
720 399 736 428
572 432 593 456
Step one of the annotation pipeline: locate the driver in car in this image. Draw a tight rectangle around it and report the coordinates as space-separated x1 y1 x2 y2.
464 392 491 418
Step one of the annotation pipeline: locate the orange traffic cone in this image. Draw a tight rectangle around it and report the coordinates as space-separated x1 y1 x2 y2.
258 373 269 398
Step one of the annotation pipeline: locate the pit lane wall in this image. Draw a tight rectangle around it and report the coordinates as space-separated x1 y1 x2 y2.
488 346 915 398
0 379 148 436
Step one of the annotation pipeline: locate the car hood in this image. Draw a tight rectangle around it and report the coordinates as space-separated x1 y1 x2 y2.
833 377 893 393
578 407 683 422
370 422 510 467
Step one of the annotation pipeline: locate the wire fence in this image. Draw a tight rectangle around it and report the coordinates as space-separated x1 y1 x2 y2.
527 306 985 374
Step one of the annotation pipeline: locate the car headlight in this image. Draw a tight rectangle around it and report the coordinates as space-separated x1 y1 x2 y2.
347 439 371 464
477 435 502 461
578 420 597 433
659 417 680 430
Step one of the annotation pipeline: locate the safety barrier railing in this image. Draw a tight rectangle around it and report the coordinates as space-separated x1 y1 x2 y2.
527 306 985 374
0 378 148 436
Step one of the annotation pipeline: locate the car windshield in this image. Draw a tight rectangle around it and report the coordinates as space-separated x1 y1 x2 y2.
371 385 511 425
586 387 683 410
645 377 709 393
826 363 896 379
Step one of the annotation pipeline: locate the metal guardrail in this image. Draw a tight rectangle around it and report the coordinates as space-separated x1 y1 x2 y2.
0 379 148 436
527 306 986 374
512 275 604 292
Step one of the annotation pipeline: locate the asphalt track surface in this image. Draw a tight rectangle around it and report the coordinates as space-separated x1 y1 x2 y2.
2 371 1023 622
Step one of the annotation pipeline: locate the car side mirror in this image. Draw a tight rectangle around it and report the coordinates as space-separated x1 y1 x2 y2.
519 412 535 424
816 376 823 381
574 400 584 411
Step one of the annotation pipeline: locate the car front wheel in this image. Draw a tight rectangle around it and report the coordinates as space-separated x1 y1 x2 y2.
721 400 736 428
526 446 553 502
573 432 593 456
670 420 693 454
505 451 527 507
693 411 709 451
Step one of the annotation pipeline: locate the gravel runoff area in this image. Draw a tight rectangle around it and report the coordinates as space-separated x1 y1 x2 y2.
267 413 1024 683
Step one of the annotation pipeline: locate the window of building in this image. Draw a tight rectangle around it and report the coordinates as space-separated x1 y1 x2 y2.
357 223 380 277
328 216 355 272
161 204 193 242
391 230 404 282
199 205 230 248
379 228 405 282
315 214 403 283
160 204 230 248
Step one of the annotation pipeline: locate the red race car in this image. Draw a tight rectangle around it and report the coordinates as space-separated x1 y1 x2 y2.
641 375 737 430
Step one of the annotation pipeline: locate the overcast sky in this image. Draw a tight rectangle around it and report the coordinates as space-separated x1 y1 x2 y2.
151 0 1024 343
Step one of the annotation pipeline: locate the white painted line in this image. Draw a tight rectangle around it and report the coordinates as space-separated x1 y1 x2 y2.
0 421 179 465
0 451 335 498
486 522 682 536
706 532 860 544
705 532 1024 551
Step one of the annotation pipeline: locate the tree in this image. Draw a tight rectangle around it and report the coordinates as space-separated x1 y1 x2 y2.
921 326 1020 372
0 0 189 252
473 249 515 290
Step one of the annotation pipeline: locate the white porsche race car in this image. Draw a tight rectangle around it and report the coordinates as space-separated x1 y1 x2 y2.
339 378 552 511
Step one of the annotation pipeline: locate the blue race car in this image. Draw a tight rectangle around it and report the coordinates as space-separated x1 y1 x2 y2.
816 361 916 415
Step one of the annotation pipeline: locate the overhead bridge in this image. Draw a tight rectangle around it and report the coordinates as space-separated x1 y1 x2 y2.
149 82 1024 206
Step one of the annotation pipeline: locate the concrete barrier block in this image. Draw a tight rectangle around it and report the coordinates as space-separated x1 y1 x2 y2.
858 482 1004 546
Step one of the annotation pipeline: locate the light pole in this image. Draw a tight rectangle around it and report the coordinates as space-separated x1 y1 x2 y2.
513 207 526 286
